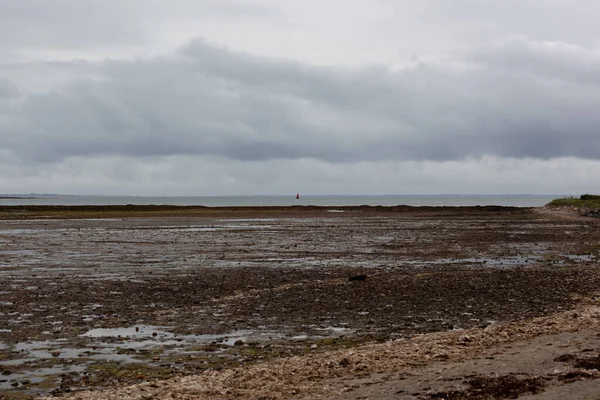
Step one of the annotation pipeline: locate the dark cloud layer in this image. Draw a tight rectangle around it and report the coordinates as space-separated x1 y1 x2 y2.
1 37 600 164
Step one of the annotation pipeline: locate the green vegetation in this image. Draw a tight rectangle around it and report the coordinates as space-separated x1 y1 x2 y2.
89 362 177 383
580 194 600 201
548 194 600 208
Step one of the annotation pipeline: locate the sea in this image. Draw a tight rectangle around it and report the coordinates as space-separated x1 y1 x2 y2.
0 195 559 207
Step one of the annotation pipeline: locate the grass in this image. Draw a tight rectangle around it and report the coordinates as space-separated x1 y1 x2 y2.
548 194 600 208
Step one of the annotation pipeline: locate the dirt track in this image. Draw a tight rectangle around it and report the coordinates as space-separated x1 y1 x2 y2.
0 206 599 398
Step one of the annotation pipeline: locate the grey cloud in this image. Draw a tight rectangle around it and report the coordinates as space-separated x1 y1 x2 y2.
0 78 19 99
0 0 276 51
1 154 598 196
434 0 600 46
471 36 600 84
0 0 146 50
2 38 600 164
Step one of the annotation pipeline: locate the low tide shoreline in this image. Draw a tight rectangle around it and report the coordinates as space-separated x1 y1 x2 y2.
0 206 598 399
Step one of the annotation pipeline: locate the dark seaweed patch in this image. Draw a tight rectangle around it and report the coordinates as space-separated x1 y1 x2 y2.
429 374 547 399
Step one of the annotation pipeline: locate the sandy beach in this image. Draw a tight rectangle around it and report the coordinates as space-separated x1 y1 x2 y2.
0 205 598 399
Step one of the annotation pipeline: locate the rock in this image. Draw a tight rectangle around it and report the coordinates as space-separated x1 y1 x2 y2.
580 207 600 218
349 274 367 282
234 340 245 346
354 364 367 372
554 354 576 363
458 335 473 345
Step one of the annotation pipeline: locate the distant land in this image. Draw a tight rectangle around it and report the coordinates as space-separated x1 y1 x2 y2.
0 194 561 207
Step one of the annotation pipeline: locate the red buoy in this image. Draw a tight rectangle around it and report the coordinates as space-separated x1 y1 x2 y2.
296 193 300 199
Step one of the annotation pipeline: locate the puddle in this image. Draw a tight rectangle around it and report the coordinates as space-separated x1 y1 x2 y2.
223 225 274 230
220 219 278 222
81 326 255 347
29 267 79 272
290 326 353 340
32 365 86 375
134 224 275 232
8 340 144 364
403 255 543 267
88 352 140 363
0 250 39 256
466 256 543 266
0 364 86 390
0 374 45 390
174 224 274 231
4 326 367 394
263 257 315 262
397 254 595 268
316 326 353 334
80 219 123 222
0 229 41 235
160 227 219 232
13 341 90 360
562 254 596 262
82 325 169 339
0 359 35 366
22 348 89 360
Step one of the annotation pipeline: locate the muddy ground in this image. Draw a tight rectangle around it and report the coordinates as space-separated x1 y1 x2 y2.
0 206 599 398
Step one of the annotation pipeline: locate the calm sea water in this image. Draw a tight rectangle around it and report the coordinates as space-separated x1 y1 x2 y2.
0 195 558 207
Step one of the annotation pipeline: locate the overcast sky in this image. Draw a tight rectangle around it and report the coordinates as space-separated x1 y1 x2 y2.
1 0 598 195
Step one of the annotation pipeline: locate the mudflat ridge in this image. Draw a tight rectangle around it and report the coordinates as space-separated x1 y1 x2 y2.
0 204 521 219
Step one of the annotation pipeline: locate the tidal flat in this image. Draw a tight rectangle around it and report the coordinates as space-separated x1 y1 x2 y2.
0 206 599 398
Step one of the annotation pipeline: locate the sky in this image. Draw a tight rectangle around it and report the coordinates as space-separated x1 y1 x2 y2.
0 0 599 195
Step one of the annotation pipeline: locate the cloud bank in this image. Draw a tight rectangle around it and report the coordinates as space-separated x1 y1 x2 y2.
2 36 600 168
0 0 598 195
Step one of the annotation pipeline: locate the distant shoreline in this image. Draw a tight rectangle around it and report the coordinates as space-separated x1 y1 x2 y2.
0 194 559 208
0 204 527 220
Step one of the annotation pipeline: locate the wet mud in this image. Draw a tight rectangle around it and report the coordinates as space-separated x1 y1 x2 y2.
0 206 599 398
